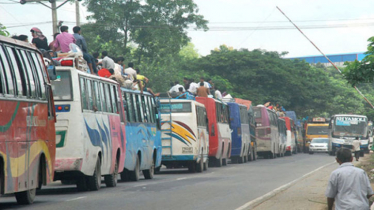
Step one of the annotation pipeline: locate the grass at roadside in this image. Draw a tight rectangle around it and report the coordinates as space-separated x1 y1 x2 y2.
355 153 374 205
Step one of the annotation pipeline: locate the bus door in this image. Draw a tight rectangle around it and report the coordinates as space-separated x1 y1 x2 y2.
135 94 150 167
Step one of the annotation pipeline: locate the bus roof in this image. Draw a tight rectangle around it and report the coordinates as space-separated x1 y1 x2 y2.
332 114 367 118
57 66 120 85
0 35 38 51
160 98 205 108
121 87 154 96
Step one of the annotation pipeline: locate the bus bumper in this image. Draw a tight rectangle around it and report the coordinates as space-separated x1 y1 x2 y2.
55 158 83 172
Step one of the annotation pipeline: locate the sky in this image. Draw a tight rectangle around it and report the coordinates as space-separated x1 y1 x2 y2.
1 0 374 57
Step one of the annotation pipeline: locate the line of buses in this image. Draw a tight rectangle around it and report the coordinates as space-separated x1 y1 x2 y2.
3 35 368 205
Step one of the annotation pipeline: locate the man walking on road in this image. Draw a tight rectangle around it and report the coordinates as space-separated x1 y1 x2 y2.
352 137 361 161
326 148 373 210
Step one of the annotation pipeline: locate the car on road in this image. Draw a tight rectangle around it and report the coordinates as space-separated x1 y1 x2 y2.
309 138 328 154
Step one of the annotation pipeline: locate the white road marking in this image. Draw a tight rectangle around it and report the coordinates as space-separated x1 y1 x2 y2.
176 177 188 181
134 184 147 187
235 161 336 210
65 196 86 202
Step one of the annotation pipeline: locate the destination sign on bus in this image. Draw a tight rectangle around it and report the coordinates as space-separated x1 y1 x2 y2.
312 117 325 122
336 117 366 126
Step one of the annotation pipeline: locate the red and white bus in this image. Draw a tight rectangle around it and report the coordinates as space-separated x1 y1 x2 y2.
280 117 297 155
196 97 231 167
0 36 56 204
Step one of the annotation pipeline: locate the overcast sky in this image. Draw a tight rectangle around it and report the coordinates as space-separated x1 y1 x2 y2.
1 0 373 57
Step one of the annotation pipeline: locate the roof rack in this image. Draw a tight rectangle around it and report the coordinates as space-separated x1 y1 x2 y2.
158 92 195 100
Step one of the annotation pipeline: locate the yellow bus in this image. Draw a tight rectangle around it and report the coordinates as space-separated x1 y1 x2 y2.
304 118 329 152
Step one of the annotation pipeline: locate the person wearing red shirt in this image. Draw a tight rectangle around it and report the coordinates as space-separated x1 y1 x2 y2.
98 68 114 78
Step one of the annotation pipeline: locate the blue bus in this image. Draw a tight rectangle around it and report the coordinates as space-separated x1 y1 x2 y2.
120 88 162 181
228 103 251 163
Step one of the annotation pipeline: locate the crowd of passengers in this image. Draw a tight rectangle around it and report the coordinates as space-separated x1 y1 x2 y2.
11 25 226 100
264 102 287 117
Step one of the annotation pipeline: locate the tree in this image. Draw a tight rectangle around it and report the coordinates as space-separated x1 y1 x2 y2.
0 23 9 37
83 0 208 63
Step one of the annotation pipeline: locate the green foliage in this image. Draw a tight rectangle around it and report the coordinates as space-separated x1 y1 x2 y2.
83 0 208 63
0 23 9 37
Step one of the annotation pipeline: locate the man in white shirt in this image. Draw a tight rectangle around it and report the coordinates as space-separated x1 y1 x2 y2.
101 51 115 69
325 148 373 210
215 89 222 100
188 79 199 95
352 137 361 161
169 81 185 93
124 62 137 82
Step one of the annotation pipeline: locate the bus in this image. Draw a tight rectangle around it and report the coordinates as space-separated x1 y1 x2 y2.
0 36 56 204
120 89 162 180
196 97 231 167
51 62 126 191
304 117 329 153
228 102 251 163
253 105 279 158
159 98 209 172
247 104 257 160
277 118 287 157
328 114 369 156
280 117 297 155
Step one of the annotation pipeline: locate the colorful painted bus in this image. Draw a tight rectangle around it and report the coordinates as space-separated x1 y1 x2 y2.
253 105 279 158
196 97 231 167
120 89 162 180
280 117 297 155
228 103 251 163
0 36 56 204
51 63 126 191
277 118 287 157
160 98 209 172
304 118 329 153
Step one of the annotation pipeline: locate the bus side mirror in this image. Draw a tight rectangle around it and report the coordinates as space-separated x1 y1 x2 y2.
48 65 57 80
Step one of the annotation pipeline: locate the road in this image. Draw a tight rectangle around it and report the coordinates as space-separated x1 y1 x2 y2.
1 153 335 210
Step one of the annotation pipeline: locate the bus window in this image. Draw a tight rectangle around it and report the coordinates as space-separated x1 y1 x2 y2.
92 81 101 111
79 77 88 110
125 93 135 122
0 56 4 94
86 79 93 110
132 94 140 122
5 46 25 97
148 96 155 123
143 96 151 123
0 46 9 95
99 83 107 112
51 71 72 101
137 95 144 122
104 84 112 113
17 50 36 98
29 52 46 100
110 85 118 114
216 102 221 122
24 51 41 98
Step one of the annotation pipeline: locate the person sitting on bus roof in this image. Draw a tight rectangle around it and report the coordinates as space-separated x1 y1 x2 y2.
30 27 49 51
214 84 222 100
53 25 75 53
188 79 199 95
169 81 185 93
183 77 191 90
125 62 137 82
101 51 115 70
196 82 209 97
177 87 186 99
109 73 125 87
98 68 114 78
12 34 29 42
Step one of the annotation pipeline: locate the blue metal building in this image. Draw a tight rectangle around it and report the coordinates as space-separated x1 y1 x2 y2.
286 52 366 65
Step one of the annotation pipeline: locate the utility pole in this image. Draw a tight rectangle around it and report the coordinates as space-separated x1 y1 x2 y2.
52 1 58 34
75 0 80 26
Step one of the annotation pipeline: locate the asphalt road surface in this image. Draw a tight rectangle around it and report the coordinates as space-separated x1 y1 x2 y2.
1 153 335 210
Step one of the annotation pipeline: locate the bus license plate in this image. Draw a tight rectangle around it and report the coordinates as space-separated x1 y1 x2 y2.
182 147 193 153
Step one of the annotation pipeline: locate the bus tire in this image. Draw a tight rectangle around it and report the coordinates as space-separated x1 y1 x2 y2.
215 156 223 167
188 162 196 173
238 156 244 164
87 158 101 191
76 177 88 191
196 154 204 173
143 157 155 179
105 159 118 187
15 188 36 205
130 156 140 181
253 146 257 161
222 158 227 166
120 169 130 182
204 159 208 171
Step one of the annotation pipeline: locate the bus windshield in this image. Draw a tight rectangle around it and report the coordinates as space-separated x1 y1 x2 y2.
253 109 262 118
160 102 191 113
51 71 73 101
307 126 328 135
333 116 368 137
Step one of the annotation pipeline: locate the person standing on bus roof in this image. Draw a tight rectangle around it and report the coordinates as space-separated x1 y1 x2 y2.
325 148 373 210
30 27 49 51
352 137 361 161
73 26 97 75
214 84 222 100
196 82 209 97
54 26 76 53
